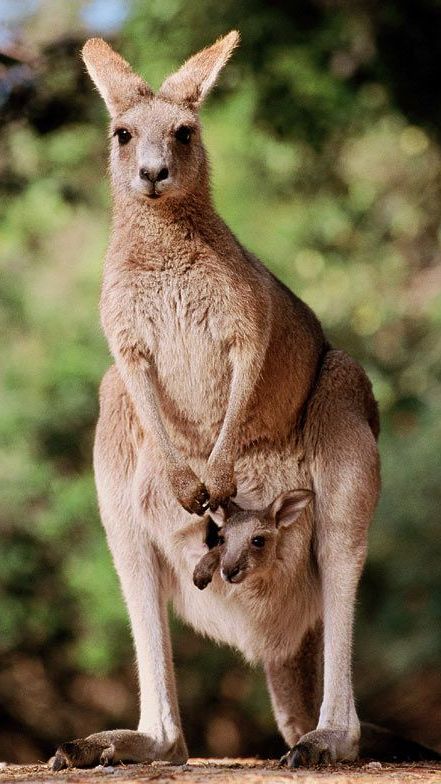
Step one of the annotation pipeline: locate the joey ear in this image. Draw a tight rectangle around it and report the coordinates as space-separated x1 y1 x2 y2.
208 508 226 527
82 38 153 115
269 489 314 529
158 30 240 108
208 497 240 526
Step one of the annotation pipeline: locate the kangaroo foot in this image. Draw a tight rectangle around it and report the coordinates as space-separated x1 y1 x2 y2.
49 729 188 769
281 728 359 768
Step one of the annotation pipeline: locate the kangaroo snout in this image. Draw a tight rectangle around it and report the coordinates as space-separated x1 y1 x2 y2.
139 165 169 183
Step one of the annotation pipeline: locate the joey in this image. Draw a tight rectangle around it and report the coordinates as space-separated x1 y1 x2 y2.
193 490 314 589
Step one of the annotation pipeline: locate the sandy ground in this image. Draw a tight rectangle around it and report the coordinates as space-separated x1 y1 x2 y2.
0 759 440 784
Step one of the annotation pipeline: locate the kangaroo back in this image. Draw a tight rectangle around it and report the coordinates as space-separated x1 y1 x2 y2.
303 348 380 453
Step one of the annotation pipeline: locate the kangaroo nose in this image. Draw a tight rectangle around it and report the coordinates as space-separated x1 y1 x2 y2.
226 565 241 582
139 166 169 183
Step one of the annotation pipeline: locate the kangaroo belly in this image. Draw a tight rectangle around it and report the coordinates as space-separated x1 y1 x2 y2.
170 561 320 664
133 443 319 663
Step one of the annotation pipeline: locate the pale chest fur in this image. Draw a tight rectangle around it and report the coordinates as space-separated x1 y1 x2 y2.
102 250 241 449
149 269 230 420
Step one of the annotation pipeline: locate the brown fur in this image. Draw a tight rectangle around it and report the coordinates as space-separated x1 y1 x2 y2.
49 33 382 771
82 33 325 512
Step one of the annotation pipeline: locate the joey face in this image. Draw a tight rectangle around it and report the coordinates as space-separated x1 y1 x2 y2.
110 99 205 202
217 511 277 584
211 489 314 585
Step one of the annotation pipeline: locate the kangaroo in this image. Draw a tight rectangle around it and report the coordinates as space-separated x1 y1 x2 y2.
50 33 383 770
193 490 314 589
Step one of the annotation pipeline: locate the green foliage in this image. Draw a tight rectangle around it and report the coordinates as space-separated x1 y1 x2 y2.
0 0 440 762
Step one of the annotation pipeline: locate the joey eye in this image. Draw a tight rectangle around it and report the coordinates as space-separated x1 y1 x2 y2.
217 535 225 545
175 125 192 144
251 536 266 549
114 128 132 145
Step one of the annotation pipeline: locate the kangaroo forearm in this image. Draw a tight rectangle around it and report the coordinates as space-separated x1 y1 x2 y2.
115 354 179 466
203 342 268 509
114 350 209 514
209 349 265 465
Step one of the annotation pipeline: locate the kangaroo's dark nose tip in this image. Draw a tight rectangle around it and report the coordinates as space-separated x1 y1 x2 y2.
226 565 241 582
139 166 169 183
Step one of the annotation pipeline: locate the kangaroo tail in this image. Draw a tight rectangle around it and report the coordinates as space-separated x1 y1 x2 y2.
360 722 441 761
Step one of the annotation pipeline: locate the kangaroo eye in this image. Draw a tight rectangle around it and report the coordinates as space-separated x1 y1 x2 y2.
217 535 225 545
251 536 265 548
114 128 132 145
175 125 192 144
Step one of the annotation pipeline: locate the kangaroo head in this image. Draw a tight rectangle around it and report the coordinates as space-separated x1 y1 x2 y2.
210 490 314 584
82 32 239 203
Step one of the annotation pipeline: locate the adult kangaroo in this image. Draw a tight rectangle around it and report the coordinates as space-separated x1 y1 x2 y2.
51 32 381 770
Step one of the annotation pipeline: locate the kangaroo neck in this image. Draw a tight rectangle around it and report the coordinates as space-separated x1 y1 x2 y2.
110 185 234 261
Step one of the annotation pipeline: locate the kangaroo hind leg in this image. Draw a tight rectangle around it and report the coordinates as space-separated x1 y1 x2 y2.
50 367 187 769
265 623 323 755
285 356 380 767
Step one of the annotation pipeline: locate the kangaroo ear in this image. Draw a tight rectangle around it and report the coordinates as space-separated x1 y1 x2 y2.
82 38 153 116
269 489 314 529
159 30 240 108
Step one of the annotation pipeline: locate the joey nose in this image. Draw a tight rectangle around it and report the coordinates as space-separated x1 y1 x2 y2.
139 166 169 183
225 565 241 582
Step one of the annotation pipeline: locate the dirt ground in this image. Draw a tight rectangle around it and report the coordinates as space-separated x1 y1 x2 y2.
0 759 440 784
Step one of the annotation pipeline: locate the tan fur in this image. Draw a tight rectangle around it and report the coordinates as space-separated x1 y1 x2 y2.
50 34 380 770
159 31 240 107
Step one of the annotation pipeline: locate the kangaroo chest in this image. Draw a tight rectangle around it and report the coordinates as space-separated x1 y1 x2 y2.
129 261 233 445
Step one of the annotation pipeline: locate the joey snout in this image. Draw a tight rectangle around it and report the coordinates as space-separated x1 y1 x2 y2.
220 559 247 584
219 536 272 583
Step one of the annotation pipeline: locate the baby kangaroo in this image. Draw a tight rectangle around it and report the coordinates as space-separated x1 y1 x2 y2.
193 490 313 589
